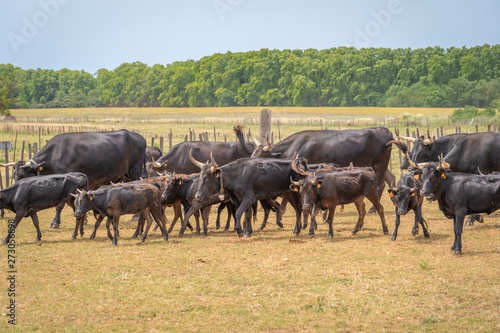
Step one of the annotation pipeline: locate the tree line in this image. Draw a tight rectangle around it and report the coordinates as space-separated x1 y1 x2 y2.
1 45 499 112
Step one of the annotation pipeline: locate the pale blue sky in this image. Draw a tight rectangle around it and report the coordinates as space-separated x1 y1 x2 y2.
1 0 499 74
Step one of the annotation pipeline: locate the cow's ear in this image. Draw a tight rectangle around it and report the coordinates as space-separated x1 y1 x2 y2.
289 184 300 192
215 169 221 178
388 189 396 197
316 180 323 188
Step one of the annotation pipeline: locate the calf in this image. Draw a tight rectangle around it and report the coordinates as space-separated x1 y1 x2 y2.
387 170 429 241
412 156 500 254
161 173 212 236
73 182 168 245
0 173 88 244
289 169 387 238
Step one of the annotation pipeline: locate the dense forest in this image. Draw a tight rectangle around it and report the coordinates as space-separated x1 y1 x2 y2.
1 45 499 110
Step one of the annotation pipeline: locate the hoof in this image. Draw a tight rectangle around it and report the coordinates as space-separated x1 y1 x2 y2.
327 234 333 239
258 226 265 231
50 223 60 229
90 235 95 240
243 234 252 238
71 236 76 240
391 235 396 241
112 242 117 246
383 230 389 235
237 232 243 238
309 233 315 238
277 222 284 228
216 225 220 230
351 231 357 236
178 232 184 238
453 250 462 255
1 241 6 246
367 207 377 215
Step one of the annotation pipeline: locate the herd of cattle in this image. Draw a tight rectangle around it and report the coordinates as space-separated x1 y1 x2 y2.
1 125 499 255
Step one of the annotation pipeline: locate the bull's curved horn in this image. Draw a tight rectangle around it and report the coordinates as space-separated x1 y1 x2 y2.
250 135 261 147
290 176 299 186
189 149 205 170
292 158 314 177
406 153 422 170
478 167 485 176
410 185 417 192
292 151 298 159
76 188 84 194
20 161 32 169
423 129 434 145
210 152 219 173
153 161 162 168
311 173 317 185
396 131 416 143
263 139 272 152
0 162 16 167
437 153 450 170
348 162 354 170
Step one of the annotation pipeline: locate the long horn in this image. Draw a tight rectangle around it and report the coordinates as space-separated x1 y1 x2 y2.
437 153 450 170
290 176 299 186
20 160 32 169
311 172 317 184
189 149 205 170
263 139 272 152
0 162 16 167
478 167 485 176
210 152 219 173
153 161 162 168
292 158 314 177
423 129 434 145
396 130 416 143
250 135 261 147
410 185 417 192
406 153 422 170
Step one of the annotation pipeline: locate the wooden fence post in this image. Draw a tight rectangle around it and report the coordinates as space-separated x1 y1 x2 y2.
259 108 271 144
4 143 10 188
159 136 164 153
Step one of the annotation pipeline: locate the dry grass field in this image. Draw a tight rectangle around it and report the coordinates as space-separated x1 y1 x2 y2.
0 107 499 332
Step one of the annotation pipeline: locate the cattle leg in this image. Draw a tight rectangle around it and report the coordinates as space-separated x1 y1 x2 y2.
351 198 367 235
112 216 120 245
225 203 236 231
215 202 227 230
233 199 255 237
201 206 211 236
308 206 321 237
451 210 466 255
105 217 113 241
50 203 65 229
269 199 284 228
132 214 146 238
90 214 105 239
71 216 85 240
259 201 271 230
141 213 154 242
244 208 253 237
391 209 401 241
284 193 302 236
416 205 430 238
465 214 483 227
29 213 43 242
2 214 24 244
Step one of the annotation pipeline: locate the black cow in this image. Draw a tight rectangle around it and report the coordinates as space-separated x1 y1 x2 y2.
186 152 303 237
289 167 387 238
250 127 397 211
160 173 213 236
142 146 163 177
73 183 168 245
396 130 467 170
0 173 88 244
387 170 429 241
147 125 254 176
1 130 147 229
413 156 500 254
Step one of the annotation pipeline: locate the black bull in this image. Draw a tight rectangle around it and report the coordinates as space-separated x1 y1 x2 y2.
186 156 303 237
250 127 396 203
1 130 147 228
419 160 500 255
0 173 88 244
